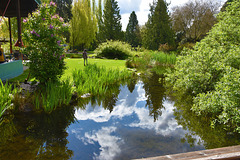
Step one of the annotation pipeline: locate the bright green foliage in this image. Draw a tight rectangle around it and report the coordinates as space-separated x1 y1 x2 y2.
167 0 240 132
0 80 18 119
125 11 141 47
22 2 68 83
142 0 175 50
126 51 176 73
102 0 123 41
72 63 131 96
94 40 132 59
70 0 97 50
34 79 73 113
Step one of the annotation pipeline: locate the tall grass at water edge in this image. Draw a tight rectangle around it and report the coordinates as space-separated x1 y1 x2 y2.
126 51 176 69
0 80 18 119
33 79 73 113
72 63 132 96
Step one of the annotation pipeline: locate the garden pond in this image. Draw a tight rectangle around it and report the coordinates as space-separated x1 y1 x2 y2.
1 72 240 160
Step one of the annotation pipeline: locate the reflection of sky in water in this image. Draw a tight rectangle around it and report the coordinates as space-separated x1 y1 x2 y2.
67 81 204 160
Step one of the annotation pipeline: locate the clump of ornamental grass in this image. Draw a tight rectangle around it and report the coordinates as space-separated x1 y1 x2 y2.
126 51 176 71
72 63 131 96
0 80 18 119
33 79 73 113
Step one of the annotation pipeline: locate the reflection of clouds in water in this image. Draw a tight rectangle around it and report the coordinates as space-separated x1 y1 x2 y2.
74 81 185 137
75 82 146 123
129 101 184 136
80 127 123 160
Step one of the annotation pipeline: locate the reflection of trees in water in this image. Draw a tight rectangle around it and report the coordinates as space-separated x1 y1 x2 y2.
172 91 240 149
76 82 122 113
0 106 75 160
141 72 166 122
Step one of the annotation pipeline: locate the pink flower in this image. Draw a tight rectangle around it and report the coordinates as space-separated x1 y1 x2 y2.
49 1 56 6
51 34 54 37
30 29 36 34
49 24 54 29
59 17 64 22
52 14 58 19
57 40 61 46
59 54 64 60
23 18 27 23
42 18 46 21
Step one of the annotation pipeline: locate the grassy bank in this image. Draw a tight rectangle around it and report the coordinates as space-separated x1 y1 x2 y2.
9 58 128 83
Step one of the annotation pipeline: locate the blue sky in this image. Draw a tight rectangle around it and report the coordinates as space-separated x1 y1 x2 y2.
117 0 226 31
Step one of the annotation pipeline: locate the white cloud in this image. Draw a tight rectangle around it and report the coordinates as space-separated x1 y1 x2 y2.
74 82 185 137
81 127 123 160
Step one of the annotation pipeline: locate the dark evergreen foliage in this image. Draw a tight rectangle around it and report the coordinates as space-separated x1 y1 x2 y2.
143 0 175 50
102 0 124 41
125 11 141 47
53 0 72 22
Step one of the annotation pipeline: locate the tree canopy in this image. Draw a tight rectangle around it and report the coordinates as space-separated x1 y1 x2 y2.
70 0 97 50
167 0 240 133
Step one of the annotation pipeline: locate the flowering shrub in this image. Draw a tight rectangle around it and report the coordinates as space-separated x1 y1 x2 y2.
22 2 68 83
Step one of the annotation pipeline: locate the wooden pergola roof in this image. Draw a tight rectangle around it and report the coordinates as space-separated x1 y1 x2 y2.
0 0 41 17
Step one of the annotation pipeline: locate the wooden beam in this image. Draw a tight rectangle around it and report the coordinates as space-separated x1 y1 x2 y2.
8 17 13 54
16 0 22 48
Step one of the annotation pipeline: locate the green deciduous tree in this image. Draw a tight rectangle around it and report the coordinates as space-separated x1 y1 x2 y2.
171 0 220 43
101 0 123 41
142 0 175 50
125 11 141 47
167 0 240 133
70 0 97 50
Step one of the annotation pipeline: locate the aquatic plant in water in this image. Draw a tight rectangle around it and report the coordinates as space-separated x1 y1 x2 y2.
33 79 73 113
72 63 131 96
0 80 18 119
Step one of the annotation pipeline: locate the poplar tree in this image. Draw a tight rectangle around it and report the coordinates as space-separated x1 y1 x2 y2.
70 0 97 50
102 0 123 41
143 0 175 50
125 11 141 47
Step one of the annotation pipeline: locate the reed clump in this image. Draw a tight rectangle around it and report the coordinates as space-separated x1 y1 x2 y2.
126 51 176 71
0 80 18 119
72 63 131 96
33 79 73 113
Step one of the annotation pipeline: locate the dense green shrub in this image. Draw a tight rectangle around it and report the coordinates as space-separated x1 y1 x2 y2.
94 40 132 59
22 2 68 83
65 53 83 58
167 0 240 132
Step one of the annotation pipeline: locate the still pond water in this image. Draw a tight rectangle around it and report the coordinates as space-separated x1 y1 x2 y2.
1 72 240 160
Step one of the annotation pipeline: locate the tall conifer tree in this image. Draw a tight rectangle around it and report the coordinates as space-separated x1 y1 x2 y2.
143 0 175 50
125 11 141 47
102 0 123 41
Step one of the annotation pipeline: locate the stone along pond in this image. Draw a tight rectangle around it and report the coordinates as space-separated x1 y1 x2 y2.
1 72 240 160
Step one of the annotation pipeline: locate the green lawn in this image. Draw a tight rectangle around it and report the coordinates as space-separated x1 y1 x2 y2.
9 58 128 82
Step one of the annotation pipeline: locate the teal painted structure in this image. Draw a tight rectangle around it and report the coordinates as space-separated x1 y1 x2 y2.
0 60 23 81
